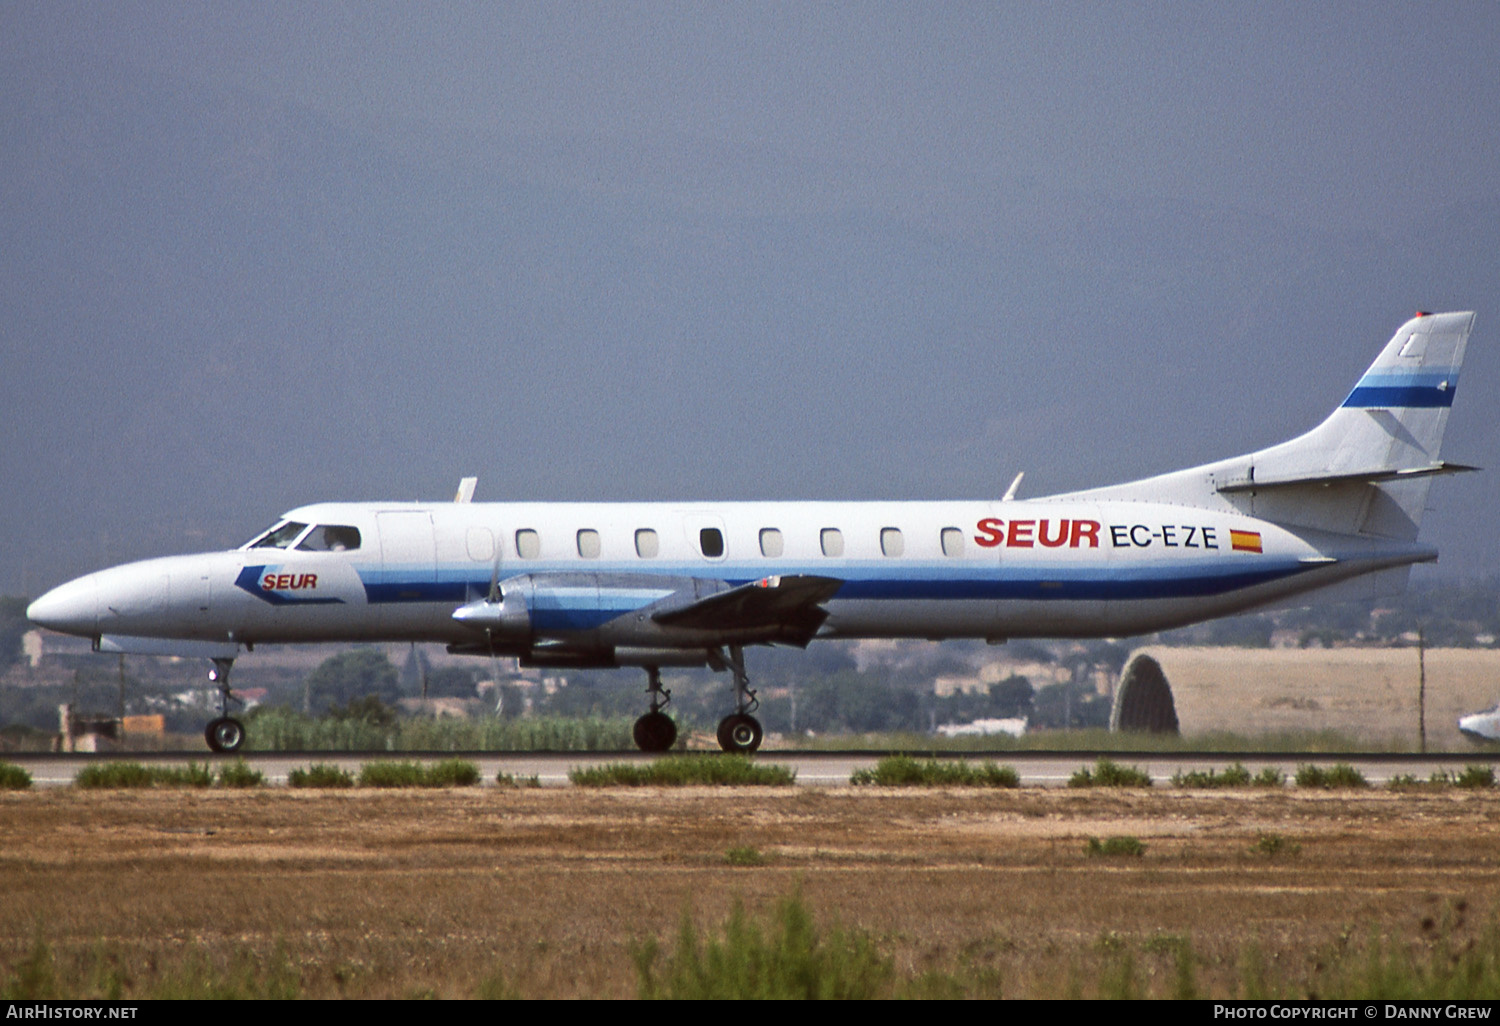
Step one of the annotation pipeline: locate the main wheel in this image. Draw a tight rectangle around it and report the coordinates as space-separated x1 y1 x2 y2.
205 716 245 753
632 711 678 753
716 713 762 753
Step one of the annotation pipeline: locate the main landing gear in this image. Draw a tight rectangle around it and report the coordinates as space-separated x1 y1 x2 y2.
714 644 762 754
203 656 246 753
628 645 764 754
632 666 678 753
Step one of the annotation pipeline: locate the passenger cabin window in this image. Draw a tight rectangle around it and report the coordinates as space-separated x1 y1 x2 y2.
699 527 725 558
577 529 601 559
759 528 784 558
941 527 964 557
880 528 904 557
250 521 307 549
635 529 659 558
516 529 541 559
820 528 844 557
296 525 362 552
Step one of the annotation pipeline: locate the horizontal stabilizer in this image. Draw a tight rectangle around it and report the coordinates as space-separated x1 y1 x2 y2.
1215 461 1478 494
653 574 843 642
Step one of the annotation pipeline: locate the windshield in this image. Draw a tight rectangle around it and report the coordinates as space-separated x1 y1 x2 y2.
296 525 362 552
246 521 309 549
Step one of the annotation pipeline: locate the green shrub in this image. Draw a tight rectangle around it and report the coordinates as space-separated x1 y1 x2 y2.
1085 836 1145 857
74 762 211 789
353 759 481 788
1172 762 1252 788
216 760 264 788
286 763 355 789
850 755 1020 787
495 771 541 788
1252 766 1286 788
1388 773 1426 790
1251 833 1300 857
1069 758 1152 788
357 761 430 788
632 891 893 998
569 755 795 787
1455 765 1495 789
0 762 32 790
726 845 767 866
1295 763 1368 789
421 759 481 787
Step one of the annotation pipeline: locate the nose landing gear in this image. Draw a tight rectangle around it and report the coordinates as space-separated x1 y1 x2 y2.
204 656 246 753
632 666 678 753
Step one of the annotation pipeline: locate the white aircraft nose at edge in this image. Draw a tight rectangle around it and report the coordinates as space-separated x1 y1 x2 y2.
28 311 1479 754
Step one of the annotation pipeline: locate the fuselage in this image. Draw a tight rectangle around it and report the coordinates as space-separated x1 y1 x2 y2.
27 497 1430 660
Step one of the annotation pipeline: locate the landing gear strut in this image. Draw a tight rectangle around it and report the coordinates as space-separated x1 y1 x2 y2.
714 645 762 753
632 666 677 753
204 656 246 753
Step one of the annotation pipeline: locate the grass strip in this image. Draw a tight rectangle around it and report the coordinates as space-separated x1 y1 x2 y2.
850 755 1020 787
1294 763 1368 789
570 755 795 787
286 763 355 789
1069 757 1153 788
0 762 32 790
357 759 481 788
74 762 214 789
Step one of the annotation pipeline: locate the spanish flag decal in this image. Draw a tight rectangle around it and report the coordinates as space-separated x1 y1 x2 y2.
1230 529 1263 553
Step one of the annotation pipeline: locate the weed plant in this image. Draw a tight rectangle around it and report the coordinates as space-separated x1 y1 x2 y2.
1085 836 1146 857
849 755 1020 787
1455 765 1495 789
1295 763 1368 789
495 771 541 788
0 762 31 790
1069 757 1152 788
1251 833 1300 857
286 763 355 788
1171 762 1252 788
570 755 795 787
632 891 893 999
1253 766 1286 787
725 845 766 866
74 762 213 789
216 760 264 788
357 759 480 788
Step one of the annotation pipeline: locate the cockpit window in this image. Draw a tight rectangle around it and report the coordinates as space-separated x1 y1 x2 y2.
248 521 308 549
297 525 362 552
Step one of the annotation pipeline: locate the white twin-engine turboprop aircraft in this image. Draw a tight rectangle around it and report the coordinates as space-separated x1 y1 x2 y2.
28 311 1477 754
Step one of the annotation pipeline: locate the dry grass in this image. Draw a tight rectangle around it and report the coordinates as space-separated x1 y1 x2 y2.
2 788 1500 997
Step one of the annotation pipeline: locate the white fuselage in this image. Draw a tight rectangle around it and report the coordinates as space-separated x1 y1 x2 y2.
26 497 1430 660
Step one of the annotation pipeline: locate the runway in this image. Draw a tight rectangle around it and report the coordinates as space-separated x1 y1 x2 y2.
6 749 1498 788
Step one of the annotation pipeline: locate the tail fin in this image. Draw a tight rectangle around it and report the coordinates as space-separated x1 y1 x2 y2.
1061 311 1477 540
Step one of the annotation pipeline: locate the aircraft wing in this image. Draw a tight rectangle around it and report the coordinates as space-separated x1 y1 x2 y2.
652 574 843 644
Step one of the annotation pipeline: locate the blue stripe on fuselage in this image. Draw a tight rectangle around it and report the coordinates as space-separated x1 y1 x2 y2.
354 561 1315 614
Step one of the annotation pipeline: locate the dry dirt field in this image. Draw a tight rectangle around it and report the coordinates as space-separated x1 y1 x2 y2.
4 786 1500 998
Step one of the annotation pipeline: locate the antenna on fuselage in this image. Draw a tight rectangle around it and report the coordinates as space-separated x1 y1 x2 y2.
1002 472 1024 502
454 476 478 503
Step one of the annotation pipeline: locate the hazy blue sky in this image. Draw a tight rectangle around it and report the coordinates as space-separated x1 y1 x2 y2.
3 2 1499 593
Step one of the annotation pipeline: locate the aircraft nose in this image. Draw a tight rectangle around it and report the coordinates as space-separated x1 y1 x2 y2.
27 575 100 636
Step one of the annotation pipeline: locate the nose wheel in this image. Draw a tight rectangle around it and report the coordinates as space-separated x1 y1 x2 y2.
632 666 678 753
205 716 245 753
204 656 246 753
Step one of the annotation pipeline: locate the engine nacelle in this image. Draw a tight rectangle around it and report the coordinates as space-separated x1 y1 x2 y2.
450 582 532 639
